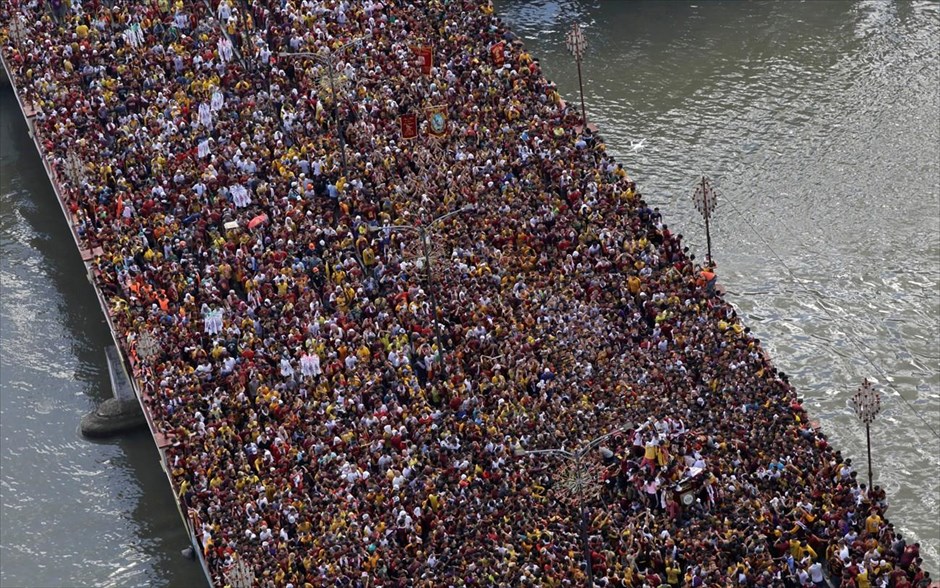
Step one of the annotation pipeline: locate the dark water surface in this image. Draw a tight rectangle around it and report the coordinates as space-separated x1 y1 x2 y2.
0 1 937 585
0 89 209 587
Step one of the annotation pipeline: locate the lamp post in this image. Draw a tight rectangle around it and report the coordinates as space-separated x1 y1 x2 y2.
280 33 371 181
135 329 161 364
514 420 651 587
370 205 473 366
7 13 27 53
223 555 254 588
692 175 718 266
565 23 588 125
62 150 87 187
851 378 882 492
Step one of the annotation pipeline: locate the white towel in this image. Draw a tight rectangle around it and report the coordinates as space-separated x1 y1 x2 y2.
210 89 224 112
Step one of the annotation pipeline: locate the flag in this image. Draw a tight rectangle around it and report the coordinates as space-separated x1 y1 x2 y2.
414 46 433 75
400 113 418 140
490 41 505 67
425 105 448 138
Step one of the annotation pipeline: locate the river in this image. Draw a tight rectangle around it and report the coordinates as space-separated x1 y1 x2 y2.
0 1 937 585
0 91 209 586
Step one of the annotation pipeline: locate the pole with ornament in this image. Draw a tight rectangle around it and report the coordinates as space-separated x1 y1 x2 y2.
851 378 882 493
692 175 718 266
514 420 653 587
279 33 371 182
565 23 588 125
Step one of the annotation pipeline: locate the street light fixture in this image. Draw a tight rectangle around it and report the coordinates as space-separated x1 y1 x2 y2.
565 23 588 125
223 556 254 588
514 420 652 587
370 205 474 367
280 33 372 182
692 175 718 266
7 12 28 53
851 378 882 492
135 329 161 364
62 150 87 187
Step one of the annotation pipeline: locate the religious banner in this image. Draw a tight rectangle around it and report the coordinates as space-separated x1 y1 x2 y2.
414 45 433 75
490 41 505 68
400 113 418 140
425 105 448 138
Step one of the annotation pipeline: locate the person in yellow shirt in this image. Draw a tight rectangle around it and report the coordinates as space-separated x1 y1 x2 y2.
665 560 682 587
865 510 883 535
856 566 872 588
789 539 816 561
627 275 641 295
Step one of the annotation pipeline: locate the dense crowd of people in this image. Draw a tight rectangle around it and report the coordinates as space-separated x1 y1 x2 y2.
2 0 935 586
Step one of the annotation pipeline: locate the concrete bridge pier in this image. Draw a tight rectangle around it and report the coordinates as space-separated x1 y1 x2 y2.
80 346 146 437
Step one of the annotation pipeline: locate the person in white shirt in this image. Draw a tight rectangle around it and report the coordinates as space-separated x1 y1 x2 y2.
807 560 825 587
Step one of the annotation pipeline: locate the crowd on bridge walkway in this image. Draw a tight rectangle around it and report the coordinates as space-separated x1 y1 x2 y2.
1 0 935 586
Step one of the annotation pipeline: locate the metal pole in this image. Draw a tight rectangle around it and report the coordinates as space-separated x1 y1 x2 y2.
369 207 471 376
576 454 594 587
851 379 881 497
577 57 587 125
423 228 445 368
702 175 712 265
326 61 349 180
515 424 645 587
703 206 712 266
866 422 873 492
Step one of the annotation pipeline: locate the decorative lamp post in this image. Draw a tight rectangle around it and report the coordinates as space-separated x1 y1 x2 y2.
692 175 718 266
224 556 254 588
515 420 652 587
565 23 588 125
7 13 27 53
135 329 161 364
280 33 371 181
851 378 882 492
369 205 474 368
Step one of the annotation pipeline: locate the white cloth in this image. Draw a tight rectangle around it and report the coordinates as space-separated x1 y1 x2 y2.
210 89 224 112
173 11 188 30
218 37 234 64
124 24 144 48
203 308 223 335
230 183 251 208
198 102 213 129
280 357 295 378
300 353 321 377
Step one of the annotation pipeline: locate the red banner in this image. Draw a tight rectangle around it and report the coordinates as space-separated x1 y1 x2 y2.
413 46 433 75
490 41 505 68
400 113 418 140
425 105 448 138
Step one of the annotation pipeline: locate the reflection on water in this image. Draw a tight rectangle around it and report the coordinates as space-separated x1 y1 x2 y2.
498 0 939 572
0 89 208 587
